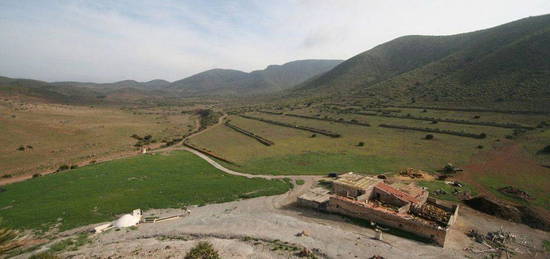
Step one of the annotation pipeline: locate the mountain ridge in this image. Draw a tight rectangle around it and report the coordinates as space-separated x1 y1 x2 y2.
170 59 343 95
292 14 550 108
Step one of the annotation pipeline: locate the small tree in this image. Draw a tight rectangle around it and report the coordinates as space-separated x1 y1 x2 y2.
541 145 550 154
185 241 220 259
357 142 365 147
425 134 434 140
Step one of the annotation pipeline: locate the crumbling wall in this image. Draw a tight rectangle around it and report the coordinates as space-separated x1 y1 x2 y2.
398 203 411 214
333 183 373 198
417 191 429 204
371 187 409 207
297 197 322 210
447 205 459 226
327 196 448 246
357 187 374 201
425 198 459 226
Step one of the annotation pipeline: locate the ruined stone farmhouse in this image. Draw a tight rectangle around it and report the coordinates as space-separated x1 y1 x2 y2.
298 172 459 247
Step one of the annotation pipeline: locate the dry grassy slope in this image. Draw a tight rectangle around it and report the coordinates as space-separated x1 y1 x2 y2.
0 100 195 178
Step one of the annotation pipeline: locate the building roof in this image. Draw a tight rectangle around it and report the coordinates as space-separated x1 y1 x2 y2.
333 173 382 189
375 182 420 204
299 187 331 204
390 182 427 201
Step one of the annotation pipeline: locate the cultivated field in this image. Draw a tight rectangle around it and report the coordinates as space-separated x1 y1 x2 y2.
0 99 196 179
189 104 550 211
0 150 291 232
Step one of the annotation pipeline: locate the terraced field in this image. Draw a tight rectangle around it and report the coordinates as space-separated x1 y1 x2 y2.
189 112 503 174
189 106 550 211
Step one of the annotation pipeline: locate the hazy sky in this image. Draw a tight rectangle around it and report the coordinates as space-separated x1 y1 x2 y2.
1 1 549 83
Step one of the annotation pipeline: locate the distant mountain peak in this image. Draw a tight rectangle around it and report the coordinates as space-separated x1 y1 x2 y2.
170 59 343 95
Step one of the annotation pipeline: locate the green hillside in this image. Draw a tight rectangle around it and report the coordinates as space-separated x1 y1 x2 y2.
293 14 550 109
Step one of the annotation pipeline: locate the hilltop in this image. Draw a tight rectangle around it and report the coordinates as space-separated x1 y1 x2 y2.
171 59 342 96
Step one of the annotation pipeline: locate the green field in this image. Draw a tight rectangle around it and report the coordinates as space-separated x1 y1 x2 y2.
417 181 478 203
222 151 396 175
0 151 291 231
190 110 509 174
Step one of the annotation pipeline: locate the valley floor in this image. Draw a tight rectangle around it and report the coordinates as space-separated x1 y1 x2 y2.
19 149 550 259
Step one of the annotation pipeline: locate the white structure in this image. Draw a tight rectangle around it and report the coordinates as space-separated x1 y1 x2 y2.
113 209 142 228
94 209 142 233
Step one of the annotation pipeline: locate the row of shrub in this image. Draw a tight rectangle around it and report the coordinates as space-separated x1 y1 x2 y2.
381 105 550 115
284 113 371 127
182 141 235 164
363 108 401 113
162 137 183 147
378 124 487 139
258 110 284 115
239 115 341 138
131 134 155 147
357 112 534 130
224 121 275 146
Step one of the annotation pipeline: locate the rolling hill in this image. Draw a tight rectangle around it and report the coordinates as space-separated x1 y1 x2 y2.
0 76 104 103
171 59 342 96
293 14 550 109
53 79 171 91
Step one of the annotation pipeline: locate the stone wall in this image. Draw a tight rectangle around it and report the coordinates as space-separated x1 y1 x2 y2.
333 183 373 198
371 187 409 207
327 196 449 246
297 197 322 210
398 203 411 214
426 198 459 226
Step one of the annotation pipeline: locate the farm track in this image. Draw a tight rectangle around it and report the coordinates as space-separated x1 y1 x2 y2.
163 112 317 188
